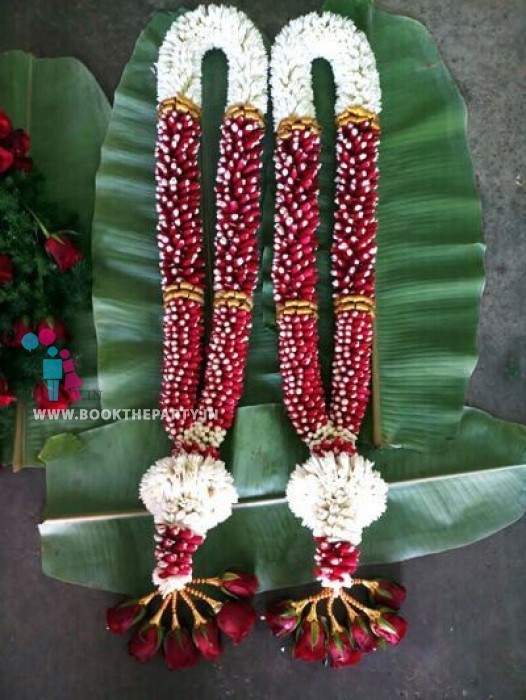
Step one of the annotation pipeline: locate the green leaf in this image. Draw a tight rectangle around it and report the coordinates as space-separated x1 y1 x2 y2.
0 51 110 238
38 432 84 463
0 51 110 467
40 408 526 595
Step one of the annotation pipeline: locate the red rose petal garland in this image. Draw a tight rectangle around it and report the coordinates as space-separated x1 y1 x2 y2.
265 13 407 665
106 5 268 667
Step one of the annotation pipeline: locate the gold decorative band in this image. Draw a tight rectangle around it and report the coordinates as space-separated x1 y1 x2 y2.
334 294 375 316
158 95 201 120
276 299 319 318
336 106 380 131
163 282 205 306
214 289 253 312
277 116 321 140
225 103 265 127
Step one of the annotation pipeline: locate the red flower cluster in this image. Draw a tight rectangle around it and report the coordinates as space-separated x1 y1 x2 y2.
264 577 407 667
314 537 360 583
0 109 32 174
107 570 259 670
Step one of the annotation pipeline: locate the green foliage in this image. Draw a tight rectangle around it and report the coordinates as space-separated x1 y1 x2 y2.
0 51 110 466
0 163 90 446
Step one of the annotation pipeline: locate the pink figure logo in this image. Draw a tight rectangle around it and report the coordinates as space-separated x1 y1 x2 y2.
59 348 83 401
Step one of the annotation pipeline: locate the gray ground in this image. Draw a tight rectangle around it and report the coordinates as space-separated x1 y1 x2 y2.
0 0 525 698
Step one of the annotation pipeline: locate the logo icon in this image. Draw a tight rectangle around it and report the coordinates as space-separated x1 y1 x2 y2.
22 329 83 403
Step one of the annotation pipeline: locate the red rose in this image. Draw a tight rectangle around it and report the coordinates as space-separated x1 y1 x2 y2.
264 600 301 637
293 618 327 663
106 601 144 635
34 382 72 410
9 129 30 156
193 619 222 661
0 254 14 284
37 316 69 344
221 570 259 597
128 623 163 663
0 109 12 139
328 630 361 668
371 613 407 646
216 600 257 645
0 147 14 173
369 580 406 609
0 376 16 408
3 316 32 348
350 616 378 652
164 628 198 670
45 234 83 271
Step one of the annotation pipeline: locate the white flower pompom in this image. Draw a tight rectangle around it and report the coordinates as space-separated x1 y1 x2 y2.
157 4 268 113
286 452 388 545
271 12 381 128
139 452 238 535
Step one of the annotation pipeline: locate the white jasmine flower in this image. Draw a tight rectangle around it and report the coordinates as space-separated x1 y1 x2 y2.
140 452 238 534
286 451 388 545
157 5 267 113
271 12 381 128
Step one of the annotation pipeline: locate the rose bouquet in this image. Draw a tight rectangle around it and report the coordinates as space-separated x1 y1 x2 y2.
0 107 90 457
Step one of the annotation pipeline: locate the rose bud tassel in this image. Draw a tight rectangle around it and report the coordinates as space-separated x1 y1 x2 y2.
263 13 406 665
105 5 268 665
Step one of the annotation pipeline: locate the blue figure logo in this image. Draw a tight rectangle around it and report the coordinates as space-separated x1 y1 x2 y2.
43 346 63 402
21 329 83 404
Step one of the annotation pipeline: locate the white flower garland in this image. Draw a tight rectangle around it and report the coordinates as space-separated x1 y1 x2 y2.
157 4 267 113
270 11 381 128
140 453 238 535
286 452 388 545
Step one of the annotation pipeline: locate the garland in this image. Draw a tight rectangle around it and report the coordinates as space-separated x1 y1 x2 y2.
106 5 268 668
264 13 407 666
0 107 88 448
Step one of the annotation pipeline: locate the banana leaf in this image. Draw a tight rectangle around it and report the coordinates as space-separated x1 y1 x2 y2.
91 1 483 452
40 2 499 594
0 51 110 467
40 407 526 594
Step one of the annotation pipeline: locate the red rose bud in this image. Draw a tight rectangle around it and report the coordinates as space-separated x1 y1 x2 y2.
128 623 163 663
9 129 30 157
34 382 72 410
328 630 362 668
293 618 327 663
264 600 301 637
350 616 378 653
106 601 144 635
45 234 83 271
0 109 12 139
0 376 16 407
6 316 32 348
0 254 14 284
164 627 198 670
37 316 69 344
371 613 408 646
0 146 14 173
216 600 257 645
221 570 259 597
193 619 222 661
369 580 406 609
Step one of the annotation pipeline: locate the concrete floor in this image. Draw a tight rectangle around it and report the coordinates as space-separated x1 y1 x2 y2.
1 0 525 698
